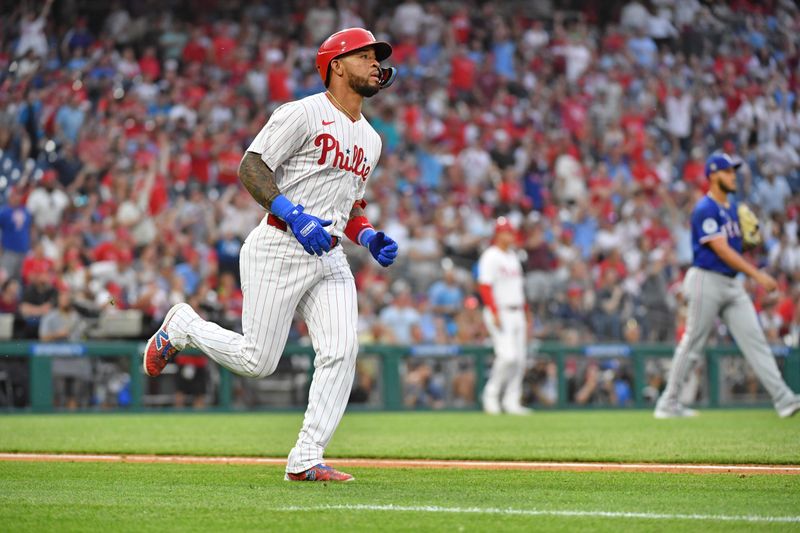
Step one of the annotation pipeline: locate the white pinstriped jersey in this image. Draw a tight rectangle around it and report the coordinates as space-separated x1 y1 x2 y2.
478 246 525 308
247 92 383 237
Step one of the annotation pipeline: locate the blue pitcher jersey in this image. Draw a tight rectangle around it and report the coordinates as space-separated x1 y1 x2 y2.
691 195 742 276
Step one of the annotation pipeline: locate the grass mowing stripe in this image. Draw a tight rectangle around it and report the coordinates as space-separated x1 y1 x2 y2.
4 462 800 532
2 453 799 475
2 411 799 464
276 504 800 524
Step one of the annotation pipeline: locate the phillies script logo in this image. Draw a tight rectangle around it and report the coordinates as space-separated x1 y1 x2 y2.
314 133 371 180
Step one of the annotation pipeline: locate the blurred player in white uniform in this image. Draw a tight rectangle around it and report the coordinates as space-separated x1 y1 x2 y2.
143 28 399 482
477 218 531 415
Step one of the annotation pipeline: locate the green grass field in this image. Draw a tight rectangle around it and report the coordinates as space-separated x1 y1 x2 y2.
1 410 799 531
2 410 799 463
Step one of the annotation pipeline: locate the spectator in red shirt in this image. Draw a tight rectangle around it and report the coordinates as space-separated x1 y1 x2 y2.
267 60 293 103
450 7 471 45
186 127 212 185
450 46 476 97
214 133 243 187
181 27 208 64
217 271 243 326
138 46 161 79
776 288 797 336
561 90 589 141
211 23 237 66
21 243 55 286
682 147 707 192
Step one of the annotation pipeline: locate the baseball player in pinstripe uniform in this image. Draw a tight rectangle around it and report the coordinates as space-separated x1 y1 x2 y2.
654 153 800 419
477 217 532 415
143 28 400 481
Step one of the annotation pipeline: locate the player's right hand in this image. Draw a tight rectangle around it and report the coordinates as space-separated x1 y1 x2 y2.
754 270 778 292
284 205 333 256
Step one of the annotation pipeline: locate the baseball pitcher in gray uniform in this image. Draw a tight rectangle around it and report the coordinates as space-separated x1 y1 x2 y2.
143 28 400 481
655 153 800 419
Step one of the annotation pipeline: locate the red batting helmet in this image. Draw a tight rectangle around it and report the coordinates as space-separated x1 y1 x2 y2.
316 28 392 87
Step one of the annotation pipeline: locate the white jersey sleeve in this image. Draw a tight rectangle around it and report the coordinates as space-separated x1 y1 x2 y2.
247 102 309 171
477 248 498 285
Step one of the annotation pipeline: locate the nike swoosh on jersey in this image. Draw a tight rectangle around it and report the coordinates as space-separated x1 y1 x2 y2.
322 120 335 126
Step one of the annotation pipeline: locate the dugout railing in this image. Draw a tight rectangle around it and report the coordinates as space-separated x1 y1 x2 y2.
0 341 797 412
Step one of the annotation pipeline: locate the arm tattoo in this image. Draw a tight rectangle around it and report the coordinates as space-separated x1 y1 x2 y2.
238 151 281 211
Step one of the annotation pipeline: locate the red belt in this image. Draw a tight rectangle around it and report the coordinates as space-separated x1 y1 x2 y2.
267 214 340 248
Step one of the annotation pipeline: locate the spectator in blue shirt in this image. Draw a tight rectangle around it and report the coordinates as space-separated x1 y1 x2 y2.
215 230 242 278
428 267 464 337
571 208 599 260
492 25 516 80
379 286 421 345
0 189 32 281
174 250 202 296
416 142 444 190
55 92 85 144
627 28 658 69
62 17 94 53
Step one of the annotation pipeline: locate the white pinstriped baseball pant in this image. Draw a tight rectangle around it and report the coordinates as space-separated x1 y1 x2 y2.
167 219 359 473
482 307 527 409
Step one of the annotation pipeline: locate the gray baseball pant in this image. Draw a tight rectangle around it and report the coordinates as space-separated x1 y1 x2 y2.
659 267 795 409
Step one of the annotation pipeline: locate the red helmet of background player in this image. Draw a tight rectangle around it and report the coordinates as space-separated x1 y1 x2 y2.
316 28 392 87
493 216 521 245
494 216 516 235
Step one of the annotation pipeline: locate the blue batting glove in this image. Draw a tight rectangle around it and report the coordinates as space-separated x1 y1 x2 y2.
362 230 398 267
272 196 332 256
284 206 333 256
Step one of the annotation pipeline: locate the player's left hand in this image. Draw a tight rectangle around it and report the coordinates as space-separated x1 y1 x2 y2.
364 231 398 267
738 203 762 248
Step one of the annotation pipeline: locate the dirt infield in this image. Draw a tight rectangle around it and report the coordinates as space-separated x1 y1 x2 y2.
1 453 799 475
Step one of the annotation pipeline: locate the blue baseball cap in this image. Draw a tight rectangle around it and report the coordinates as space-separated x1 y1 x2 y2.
705 153 742 177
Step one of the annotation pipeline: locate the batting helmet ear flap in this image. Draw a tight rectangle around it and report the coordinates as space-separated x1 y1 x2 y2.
379 67 397 89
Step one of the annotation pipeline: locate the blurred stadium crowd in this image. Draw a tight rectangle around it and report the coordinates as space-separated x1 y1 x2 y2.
1 0 800 359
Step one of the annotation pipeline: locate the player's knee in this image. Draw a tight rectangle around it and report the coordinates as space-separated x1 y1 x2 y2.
238 347 282 378
236 363 265 379
252 357 281 378
321 339 358 367
343 338 359 363
238 361 277 379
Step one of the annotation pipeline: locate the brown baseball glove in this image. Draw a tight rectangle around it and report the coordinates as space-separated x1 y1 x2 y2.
737 203 762 248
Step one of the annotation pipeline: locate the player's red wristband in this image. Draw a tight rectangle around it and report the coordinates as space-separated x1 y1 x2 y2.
477 284 498 315
344 216 374 245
